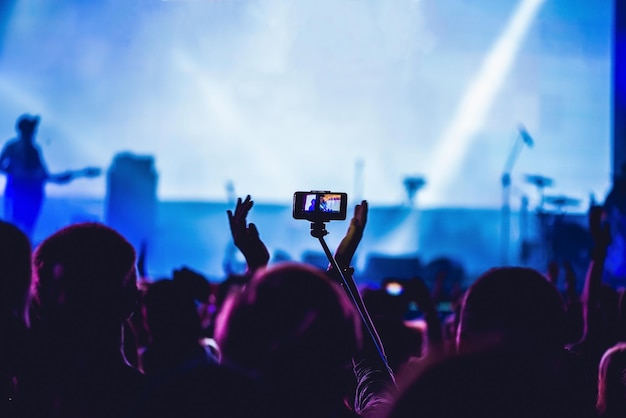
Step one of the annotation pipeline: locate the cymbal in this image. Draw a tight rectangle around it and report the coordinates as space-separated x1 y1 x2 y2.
403 176 427 190
543 195 581 208
524 174 554 188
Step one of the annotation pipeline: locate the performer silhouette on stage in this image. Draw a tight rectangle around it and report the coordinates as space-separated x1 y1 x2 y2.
0 114 99 239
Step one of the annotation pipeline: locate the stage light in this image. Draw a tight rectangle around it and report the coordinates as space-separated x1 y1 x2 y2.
424 0 546 205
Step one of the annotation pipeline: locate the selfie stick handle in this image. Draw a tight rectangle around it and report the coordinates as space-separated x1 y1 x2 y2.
311 222 395 385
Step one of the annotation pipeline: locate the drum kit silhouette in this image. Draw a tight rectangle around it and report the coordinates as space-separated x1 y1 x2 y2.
519 174 591 271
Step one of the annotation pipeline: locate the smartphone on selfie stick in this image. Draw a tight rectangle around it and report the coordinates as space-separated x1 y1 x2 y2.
292 191 394 385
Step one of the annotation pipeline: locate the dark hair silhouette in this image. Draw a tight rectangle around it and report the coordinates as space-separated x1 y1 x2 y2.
597 343 626 418
217 262 360 376
457 267 566 355
388 348 566 418
23 222 144 418
390 266 592 418
15 114 39 134
0 221 31 416
143 279 202 343
0 221 31 324
32 222 138 325
141 271 216 375
215 262 361 416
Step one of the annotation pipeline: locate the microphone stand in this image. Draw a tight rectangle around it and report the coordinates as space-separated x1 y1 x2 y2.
501 134 527 265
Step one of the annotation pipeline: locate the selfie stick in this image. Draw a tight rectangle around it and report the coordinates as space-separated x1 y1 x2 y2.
310 221 396 385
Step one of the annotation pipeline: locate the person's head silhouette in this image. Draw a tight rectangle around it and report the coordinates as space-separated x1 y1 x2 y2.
15 114 39 142
457 267 566 355
215 262 361 416
32 222 138 330
0 220 32 325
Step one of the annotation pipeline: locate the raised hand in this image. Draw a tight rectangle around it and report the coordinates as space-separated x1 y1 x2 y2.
589 205 611 253
563 261 577 290
546 261 560 285
227 195 270 273
333 200 368 269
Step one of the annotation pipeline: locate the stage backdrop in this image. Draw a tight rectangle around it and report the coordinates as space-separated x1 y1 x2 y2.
23 196 589 287
0 0 613 211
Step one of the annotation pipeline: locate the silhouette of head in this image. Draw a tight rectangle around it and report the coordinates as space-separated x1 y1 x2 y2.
15 114 39 141
32 223 138 328
0 221 31 323
215 262 361 382
143 278 203 343
389 348 561 418
597 343 626 417
457 267 565 355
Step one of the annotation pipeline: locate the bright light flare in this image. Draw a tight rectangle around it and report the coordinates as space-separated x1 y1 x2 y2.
424 0 546 205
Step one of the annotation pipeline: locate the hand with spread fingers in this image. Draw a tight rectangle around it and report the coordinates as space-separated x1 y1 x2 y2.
227 195 270 274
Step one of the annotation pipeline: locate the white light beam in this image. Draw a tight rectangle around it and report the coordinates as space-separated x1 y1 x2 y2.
423 0 546 205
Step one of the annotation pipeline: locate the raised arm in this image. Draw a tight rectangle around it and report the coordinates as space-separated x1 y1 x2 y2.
580 205 611 342
332 200 368 270
328 201 374 340
563 261 580 307
328 200 396 417
227 195 270 275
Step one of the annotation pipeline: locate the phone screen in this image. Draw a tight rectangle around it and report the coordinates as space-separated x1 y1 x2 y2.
293 191 348 221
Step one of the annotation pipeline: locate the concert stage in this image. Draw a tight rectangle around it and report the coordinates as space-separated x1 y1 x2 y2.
19 197 590 288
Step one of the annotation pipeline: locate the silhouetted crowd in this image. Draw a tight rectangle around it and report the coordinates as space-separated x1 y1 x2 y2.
1 192 626 418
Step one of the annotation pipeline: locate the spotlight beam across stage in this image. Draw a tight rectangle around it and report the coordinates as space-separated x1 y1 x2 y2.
424 0 546 206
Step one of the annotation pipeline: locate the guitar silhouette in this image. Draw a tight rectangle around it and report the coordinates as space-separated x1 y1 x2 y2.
48 167 102 184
